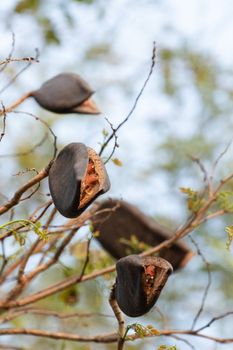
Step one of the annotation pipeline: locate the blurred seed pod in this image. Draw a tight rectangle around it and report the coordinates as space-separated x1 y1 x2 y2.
49 143 110 218
92 199 193 270
115 254 172 317
31 73 100 114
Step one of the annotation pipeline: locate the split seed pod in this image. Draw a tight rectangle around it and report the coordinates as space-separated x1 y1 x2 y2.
31 73 100 114
49 143 110 218
115 255 173 317
92 199 193 270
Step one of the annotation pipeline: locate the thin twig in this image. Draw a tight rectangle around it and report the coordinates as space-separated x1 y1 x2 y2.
170 334 196 350
0 102 7 142
190 236 212 330
0 48 39 94
103 118 119 164
99 42 156 157
210 139 233 190
196 310 233 333
189 154 208 185
0 240 8 276
0 132 48 158
109 285 125 350
0 328 117 343
11 110 57 159
0 32 15 74
0 165 51 217
4 228 77 302
0 56 39 66
0 307 113 324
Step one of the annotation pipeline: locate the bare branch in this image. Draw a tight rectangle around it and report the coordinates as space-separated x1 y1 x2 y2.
0 326 231 345
196 310 233 333
0 102 7 142
189 237 212 330
0 92 33 116
170 335 196 350
0 56 39 66
0 240 8 276
109 285 125 350
0 32 15 74
99 41 156 157
103 118 119 164
189 154 208 186
0 165 51 217
0 328 117 343
11 111 57 159
210 139 233 189
0 307 113 324
0 48 39 94
0 132 48 158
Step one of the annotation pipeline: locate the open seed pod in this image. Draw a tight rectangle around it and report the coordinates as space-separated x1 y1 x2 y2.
115 255 172 317
31 73 100 114
49 143 110 218
92 199 193 270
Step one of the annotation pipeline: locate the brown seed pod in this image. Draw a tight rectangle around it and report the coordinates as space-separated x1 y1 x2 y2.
115 255 173 317
48 143 110 218
31 73 100 114
92 199 193 270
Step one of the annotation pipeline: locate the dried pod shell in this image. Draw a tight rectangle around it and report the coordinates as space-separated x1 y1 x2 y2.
115 255 172 317
49 143 110 218
92 199 193 270
31 73 100 114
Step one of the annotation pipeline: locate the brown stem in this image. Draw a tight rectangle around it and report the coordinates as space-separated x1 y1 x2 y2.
0 92 33 116
109 285 125 350
0 328 117 343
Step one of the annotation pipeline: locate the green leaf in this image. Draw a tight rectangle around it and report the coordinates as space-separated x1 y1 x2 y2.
15 0 40 13
102 128 109 137
225 226 233 250
217 191 233 212
38 17 60 45
180 187 205 213
112 158 123 166
120 234 151 254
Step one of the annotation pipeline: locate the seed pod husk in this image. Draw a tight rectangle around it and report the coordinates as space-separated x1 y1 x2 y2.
92 199 193 270
115 255 172 317
49 143 110 218
31 73 100 114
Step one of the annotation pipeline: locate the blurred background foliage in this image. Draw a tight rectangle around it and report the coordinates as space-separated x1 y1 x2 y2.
0 0 233 349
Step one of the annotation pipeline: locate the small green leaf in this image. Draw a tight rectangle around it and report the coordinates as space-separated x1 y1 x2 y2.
102 128 109 137
15 0 39 13
217 191 233 212
180 187 197 196
112 158 123 166
89 223 94 233
180 187 205 213
225 226 233 250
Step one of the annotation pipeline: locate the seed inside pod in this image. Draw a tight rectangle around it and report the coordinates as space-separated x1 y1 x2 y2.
49 143 110 218
115 255 173 317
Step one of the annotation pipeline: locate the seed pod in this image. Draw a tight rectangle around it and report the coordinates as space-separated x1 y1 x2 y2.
92 199 193 270
49 143 110 218
115 255 172 317
31 73 100 114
